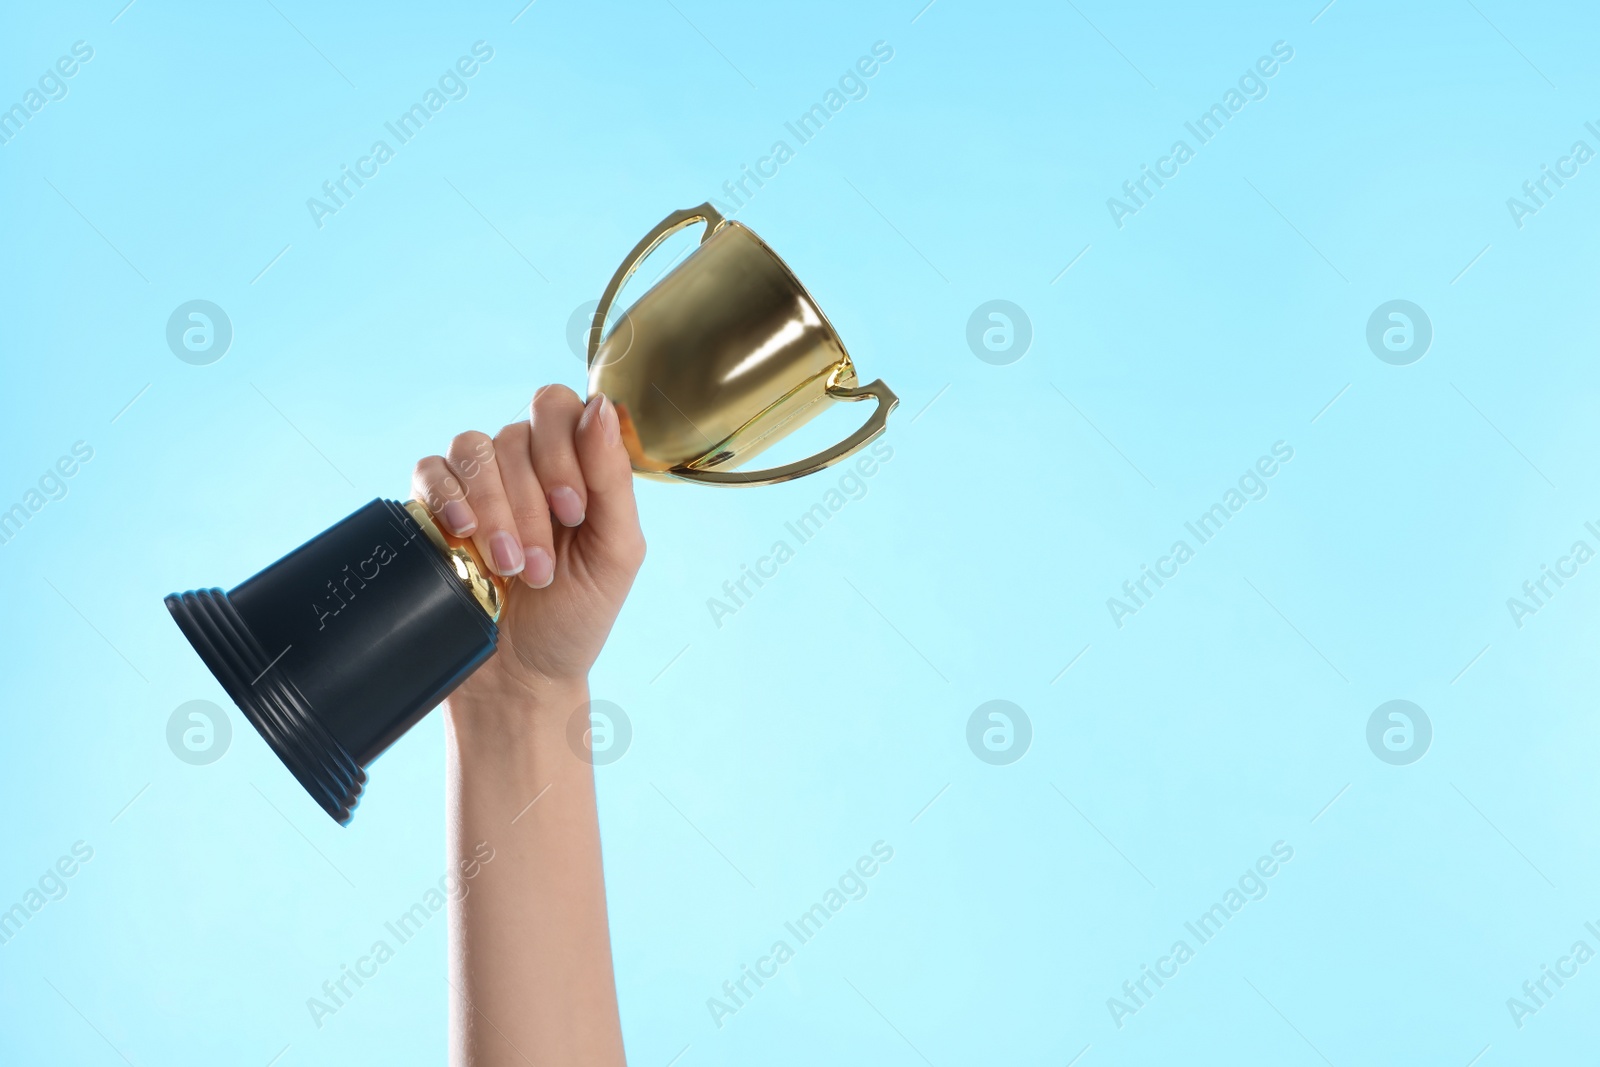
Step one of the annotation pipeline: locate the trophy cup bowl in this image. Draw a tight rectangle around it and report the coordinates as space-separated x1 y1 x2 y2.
588 203 897 485
166 203 898 823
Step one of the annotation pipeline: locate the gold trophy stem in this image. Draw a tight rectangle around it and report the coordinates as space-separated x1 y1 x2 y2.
404 500 506 621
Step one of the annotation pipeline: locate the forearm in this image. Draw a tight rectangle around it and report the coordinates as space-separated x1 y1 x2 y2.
445 680 626 1067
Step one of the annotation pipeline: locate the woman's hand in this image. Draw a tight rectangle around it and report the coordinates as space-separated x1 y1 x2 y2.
411 386 645 706
430 389 637 1064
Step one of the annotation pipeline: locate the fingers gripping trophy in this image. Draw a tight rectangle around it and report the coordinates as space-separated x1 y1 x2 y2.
164 203 899 823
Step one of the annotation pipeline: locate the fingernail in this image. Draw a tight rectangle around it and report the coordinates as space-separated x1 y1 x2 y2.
523 546 554 588
441 500 475 536
600 394 620 446
549 486 585 527
488 531 524 576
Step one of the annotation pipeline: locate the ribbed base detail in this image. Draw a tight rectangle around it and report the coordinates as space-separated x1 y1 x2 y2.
165 588 366 824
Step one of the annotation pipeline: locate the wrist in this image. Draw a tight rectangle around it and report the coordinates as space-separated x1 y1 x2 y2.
444 674 590 753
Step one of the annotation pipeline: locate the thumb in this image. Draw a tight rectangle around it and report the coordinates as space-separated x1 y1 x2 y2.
574 393 645 573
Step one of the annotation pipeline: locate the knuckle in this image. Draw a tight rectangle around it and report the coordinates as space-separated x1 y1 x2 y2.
535 454 584 485
509 502 549 529
411 459 464 508
411 455 444 482
448 430 493 462
533 383 584 414
434 476 465 505
493 421 529 448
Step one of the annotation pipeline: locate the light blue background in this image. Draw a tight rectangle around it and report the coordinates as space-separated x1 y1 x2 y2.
3 0 1598 1063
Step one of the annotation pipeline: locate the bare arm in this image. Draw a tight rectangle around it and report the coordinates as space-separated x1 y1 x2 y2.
414 386 644 1066
445 682 624 1065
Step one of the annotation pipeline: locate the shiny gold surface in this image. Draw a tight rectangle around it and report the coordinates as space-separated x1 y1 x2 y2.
404 500 505 621
588 203 897 487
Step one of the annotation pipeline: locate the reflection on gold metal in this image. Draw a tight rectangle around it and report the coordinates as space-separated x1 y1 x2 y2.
404 500 505 621
588 203 898 487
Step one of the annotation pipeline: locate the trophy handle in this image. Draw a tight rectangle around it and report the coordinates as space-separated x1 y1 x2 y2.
588 202 727 367
668 378 899 487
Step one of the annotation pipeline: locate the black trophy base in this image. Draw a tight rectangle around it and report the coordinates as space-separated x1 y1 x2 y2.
166 586 368 822
166 499 499 824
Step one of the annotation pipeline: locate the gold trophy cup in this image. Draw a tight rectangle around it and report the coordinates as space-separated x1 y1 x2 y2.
588 202 898 484
166 203 898 822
